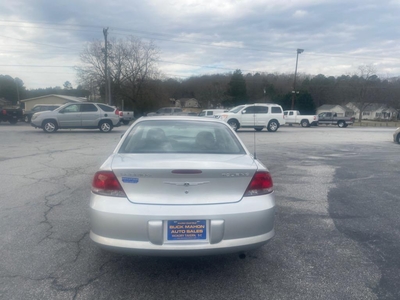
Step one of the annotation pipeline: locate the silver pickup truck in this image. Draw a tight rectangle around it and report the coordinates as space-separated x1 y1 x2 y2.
318 112 354 128
147 107 196 116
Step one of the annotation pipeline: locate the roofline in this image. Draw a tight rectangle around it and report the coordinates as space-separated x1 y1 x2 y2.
20 94 85 103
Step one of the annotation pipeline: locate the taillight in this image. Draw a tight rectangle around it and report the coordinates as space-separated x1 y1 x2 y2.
244 171 273 196
92 171 126 197
119 111 123 116
115 109 120 116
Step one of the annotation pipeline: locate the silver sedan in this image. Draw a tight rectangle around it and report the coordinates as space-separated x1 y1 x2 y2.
90 116 276 256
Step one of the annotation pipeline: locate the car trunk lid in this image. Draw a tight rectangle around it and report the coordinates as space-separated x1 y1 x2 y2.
111 153 257 205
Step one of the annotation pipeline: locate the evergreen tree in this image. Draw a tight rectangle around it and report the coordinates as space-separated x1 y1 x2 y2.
226 69 247 106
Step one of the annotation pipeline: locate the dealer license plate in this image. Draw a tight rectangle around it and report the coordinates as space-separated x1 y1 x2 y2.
167 220 207 240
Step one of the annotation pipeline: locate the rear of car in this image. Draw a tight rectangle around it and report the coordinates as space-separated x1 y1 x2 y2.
394 127 400 144
90 117 276 256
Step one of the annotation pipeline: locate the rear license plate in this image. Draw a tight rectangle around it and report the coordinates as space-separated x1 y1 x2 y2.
167 220 207 240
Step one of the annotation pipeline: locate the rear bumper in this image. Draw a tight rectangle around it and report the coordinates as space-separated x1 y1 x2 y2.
90 192 276 256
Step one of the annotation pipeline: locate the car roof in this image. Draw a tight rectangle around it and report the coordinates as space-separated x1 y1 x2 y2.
139 115 227 124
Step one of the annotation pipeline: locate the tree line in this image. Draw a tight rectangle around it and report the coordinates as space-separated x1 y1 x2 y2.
1 36 399 119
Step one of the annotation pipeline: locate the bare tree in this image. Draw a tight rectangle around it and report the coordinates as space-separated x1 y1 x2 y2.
76 36 161 111
348 65 380 122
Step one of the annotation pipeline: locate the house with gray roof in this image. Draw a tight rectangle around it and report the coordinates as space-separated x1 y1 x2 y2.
345 102 398 120
316 105 355 117
20 94 87 111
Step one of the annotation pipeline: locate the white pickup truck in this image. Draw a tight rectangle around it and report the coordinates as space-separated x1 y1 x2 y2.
283 110 319 127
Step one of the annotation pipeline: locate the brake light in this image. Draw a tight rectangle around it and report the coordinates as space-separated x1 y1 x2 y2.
115 109 120 116
119 111 123 116
92 171 126 197
244 171 273 196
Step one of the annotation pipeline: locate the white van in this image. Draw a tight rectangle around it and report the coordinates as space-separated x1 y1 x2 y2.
198 109 227 118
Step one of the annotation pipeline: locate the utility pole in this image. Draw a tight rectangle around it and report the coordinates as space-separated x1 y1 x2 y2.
291 48 304 110
103 28 111 105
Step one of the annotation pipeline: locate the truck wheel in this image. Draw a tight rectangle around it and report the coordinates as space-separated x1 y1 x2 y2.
337 121 345 128
9 119 18 125
267 120 279 132
301 120 310 127
99 121 113 132
228 119 239 131
254 127 263 132
42 120 58 133
24 115 30 123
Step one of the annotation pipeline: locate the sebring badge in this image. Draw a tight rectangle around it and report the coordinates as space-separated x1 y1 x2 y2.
221 172 250 177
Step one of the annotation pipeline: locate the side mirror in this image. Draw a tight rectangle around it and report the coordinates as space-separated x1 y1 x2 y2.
241 110 246 114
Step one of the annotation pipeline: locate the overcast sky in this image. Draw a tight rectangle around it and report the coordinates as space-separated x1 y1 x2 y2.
1 0 399 89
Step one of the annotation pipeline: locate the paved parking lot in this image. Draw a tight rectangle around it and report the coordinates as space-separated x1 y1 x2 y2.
0 123 399 300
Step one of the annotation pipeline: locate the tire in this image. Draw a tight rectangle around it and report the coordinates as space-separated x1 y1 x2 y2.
24 115 30 123
267 120 279 132
227 119 239 131
397 134 400 144
9 119 18 125
337 121 345 128
301 120 310 127
99 121 113 132
42 120 58 133
254 127 263 132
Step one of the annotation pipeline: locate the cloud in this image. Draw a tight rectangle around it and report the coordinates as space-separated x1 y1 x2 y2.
0 0 399 88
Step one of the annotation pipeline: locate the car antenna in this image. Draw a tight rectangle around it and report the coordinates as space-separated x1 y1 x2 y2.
253 109 257 159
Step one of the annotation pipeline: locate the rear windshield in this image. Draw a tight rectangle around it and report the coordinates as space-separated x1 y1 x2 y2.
271 107 282 113
97 104 115 112
119 120 246 154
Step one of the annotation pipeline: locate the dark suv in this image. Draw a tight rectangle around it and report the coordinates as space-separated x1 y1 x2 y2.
23 104 61 123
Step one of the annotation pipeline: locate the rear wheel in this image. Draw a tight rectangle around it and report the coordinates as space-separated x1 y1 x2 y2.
254 127 263 132
301 120 310 127
24 115 30 123
99 121 113 132
42 120 58 133
9 119 18 125
267 120 279 132
338 121 345 128
228 119 239 131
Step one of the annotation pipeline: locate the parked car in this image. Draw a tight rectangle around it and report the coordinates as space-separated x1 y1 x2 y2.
198 109 227 117
23 104 61 123
318 112 354 127
283 110 318 127
147 107 193 116
31 102 121 133
0 105 23 124
215 103 285 132
393 127 400 144
89 116 276 256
